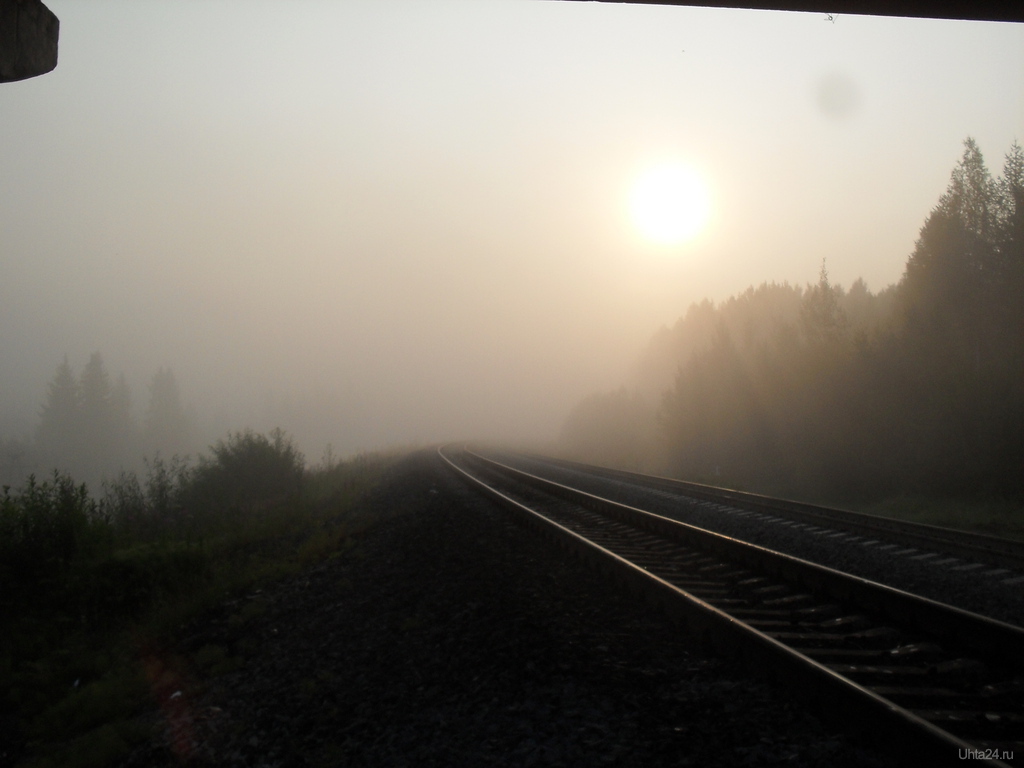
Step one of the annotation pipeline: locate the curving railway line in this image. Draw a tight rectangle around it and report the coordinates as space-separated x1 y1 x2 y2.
439 445 1024 767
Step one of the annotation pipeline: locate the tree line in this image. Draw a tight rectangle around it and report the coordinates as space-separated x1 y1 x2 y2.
561 138 1023 502
1 354 193 489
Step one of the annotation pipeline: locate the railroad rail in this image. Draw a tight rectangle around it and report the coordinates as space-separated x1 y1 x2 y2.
505 451 1024 572
440 445 1023 767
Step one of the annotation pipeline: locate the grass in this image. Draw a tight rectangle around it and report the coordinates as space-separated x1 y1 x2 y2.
727 479 1024 542
848 494 1024 542
1 434 404 768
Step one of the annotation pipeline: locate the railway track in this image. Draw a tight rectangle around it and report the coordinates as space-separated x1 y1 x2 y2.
506 451 1024 574
484 450 1024 630
440 445 1024 767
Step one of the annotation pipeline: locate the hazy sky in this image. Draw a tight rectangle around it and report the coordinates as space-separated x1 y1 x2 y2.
1 1 1022 458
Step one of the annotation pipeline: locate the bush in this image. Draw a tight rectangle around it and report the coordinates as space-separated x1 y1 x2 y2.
71 543 209 622
1 472 108 564
185 428 305 520
0 473 114 618
101 455 193 543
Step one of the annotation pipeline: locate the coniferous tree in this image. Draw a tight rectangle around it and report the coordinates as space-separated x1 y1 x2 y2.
893 139 1024 491
994 142 1024 259
35 353 144 485
800 261 848 347
991 142 1024 488
144 368 191 458
945 137 996 248
111 373 138 466
993 142 1024 352
901 138 1004 372
36 356 81 471
78 352 117 482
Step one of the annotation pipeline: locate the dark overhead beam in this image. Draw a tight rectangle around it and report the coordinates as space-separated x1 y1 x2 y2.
0 0 1015 88
0 0 58 83
564 0 1024 24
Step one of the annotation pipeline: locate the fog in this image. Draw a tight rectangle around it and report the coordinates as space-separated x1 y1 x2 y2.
1 2 1022 482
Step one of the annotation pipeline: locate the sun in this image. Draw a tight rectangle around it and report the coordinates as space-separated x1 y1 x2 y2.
629 163 711 246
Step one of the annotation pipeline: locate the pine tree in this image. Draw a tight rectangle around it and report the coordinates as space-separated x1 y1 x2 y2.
36 356 81 468
111 373 137 465
800 261 848 347
900 138 1000 372
992 142 1024 481
941 137 996 249
894 139 1024 492
994 141 1024 259
35 354 144 484
79 353 112 420
78 352 117 482
993 142 1024 335
144 368 191 458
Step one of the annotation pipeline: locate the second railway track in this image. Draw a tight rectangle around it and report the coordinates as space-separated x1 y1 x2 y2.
488 450 1024 629
440 445 1024 767
508 451 1024 574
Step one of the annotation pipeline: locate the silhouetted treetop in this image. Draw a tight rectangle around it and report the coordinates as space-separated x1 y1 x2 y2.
800 261 848 347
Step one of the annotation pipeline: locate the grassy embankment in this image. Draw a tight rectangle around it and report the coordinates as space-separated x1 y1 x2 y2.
0 430 404 768
849 495 1024 542
678 467 1024 542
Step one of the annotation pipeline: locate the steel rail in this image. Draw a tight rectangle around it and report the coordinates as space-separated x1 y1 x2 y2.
501 450 1024 572
439 445 1022 767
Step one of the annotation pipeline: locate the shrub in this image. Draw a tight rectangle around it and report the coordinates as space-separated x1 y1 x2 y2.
0 473 114 617
71 543 209 623
101 455 194 543
185 428 305 520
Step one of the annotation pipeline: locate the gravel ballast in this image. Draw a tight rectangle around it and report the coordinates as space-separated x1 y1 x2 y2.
122 450 899 767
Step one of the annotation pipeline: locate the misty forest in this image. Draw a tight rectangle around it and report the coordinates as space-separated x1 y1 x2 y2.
2 134 1022 768
2 358 193 490
561 138 1024 503
2 138 1022 508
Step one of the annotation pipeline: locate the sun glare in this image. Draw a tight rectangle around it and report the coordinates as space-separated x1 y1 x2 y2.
630 163 711 246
